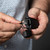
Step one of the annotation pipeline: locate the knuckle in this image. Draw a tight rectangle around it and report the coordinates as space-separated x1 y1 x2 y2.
7 32 15 38
0 25 3 30
0 23 3 31
11 32 15 36
0 25 3 31
6 32 15 38
11 24 16 31
0 33 5 38
12 24 19 31
0 21 4 31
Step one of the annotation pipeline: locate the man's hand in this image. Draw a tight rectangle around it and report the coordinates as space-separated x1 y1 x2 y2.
28 8 49 39
0 12 21 44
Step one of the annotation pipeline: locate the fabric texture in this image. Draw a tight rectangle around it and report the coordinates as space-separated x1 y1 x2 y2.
0 0 32 50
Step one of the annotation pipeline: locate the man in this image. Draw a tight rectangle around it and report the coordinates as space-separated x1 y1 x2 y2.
0 0 49 50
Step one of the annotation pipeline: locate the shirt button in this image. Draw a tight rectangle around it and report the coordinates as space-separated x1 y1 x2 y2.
4 45 7 48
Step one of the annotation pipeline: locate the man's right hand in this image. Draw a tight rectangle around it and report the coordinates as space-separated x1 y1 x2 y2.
0 12 21 44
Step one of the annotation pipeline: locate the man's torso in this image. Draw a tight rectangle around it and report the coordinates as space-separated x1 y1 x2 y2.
0 0 32 50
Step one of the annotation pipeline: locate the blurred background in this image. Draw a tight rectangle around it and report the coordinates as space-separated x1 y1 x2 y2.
32 14 50 50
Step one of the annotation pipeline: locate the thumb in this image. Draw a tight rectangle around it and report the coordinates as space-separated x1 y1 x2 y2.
28 8 40 19
0 12 21 24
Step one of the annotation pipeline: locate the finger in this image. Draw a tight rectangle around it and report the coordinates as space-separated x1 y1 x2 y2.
0 21 22 32
33 33 43 40
0 32 15 38
28 8 40 19
26 34 43 39
0 12 21 24
26 32 43 39
0 38 9 43
32 11 48 35
23 33 43 39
